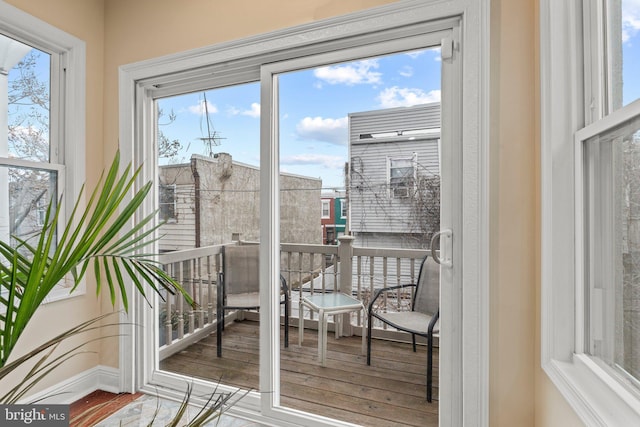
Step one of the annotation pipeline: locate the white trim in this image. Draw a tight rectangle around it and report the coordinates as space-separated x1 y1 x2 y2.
119 1 490 425
321 199 331 219
18 366 120 404
0 0 86 212
541 0 640 425
0 1 86 300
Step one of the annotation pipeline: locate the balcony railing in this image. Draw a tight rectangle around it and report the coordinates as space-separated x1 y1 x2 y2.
157 236 429 360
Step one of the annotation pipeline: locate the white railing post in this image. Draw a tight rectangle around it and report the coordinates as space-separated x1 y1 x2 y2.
338 235 355 335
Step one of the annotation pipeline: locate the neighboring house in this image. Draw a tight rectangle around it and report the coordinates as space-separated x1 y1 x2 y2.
158 153 322 252
4 1 633 426
320 192 346 245
348 103 441 250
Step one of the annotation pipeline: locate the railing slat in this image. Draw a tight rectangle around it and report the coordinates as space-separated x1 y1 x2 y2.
158 241 429 360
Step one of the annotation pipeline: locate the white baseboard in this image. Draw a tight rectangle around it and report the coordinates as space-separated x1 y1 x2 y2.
19 365 122 404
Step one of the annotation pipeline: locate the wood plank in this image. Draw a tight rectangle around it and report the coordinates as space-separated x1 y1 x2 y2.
160 320 439 426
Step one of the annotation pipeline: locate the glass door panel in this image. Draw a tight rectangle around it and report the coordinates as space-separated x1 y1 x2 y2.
154 82 265 391
271 45 446 426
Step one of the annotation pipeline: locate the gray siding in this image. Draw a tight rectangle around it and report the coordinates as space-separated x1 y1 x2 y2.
349 103 440 142
158 154 322 252
349 104 441 243
159 183 196 251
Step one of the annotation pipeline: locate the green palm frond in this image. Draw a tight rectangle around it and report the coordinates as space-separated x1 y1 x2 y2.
0 151 194 369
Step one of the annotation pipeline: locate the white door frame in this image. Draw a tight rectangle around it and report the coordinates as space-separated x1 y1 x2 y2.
117 1 490 425
258 27 462 424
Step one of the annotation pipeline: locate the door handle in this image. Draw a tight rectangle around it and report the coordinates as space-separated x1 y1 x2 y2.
431 229 453 268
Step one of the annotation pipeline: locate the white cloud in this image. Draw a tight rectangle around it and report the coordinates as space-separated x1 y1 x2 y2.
623 0 640 43
313 59 381 86
188 100 218 115
227 102 261 118
406 50 426 59
241 102 261 118
377 87 441 108
399 66 414 78
281 153 346 169
226 106 240 115
295 116 348 145
434 47 442 62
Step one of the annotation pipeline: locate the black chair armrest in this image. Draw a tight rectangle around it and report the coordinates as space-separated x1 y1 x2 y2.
279 274 289 294
368 283 417 312
428 309 439 333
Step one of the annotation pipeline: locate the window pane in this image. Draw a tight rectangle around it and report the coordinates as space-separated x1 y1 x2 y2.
2 33 51 162
0 165 57 248
159 184 176 222
609 0 640 109
585 113 640 384
155 82 260 252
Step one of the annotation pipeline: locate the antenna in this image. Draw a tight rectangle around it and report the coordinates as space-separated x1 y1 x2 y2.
197 92 226 156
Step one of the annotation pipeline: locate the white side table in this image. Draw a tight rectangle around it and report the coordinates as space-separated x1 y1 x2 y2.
299 292 366 366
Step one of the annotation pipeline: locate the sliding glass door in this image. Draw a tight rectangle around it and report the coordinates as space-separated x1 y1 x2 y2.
120 12 471 427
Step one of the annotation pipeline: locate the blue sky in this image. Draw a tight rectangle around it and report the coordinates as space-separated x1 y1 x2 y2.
622 0 640 106
155 1 640 185
6 4 638 186
157 48 441 190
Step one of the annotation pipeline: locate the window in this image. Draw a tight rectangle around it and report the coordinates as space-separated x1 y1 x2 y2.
1 36 57 246
0 3 86 299
579 109 640 387
120 1 488 425
340 198 347 219
159 184 176 222
321 199 330 218
389 154 416 198
541 0 640 424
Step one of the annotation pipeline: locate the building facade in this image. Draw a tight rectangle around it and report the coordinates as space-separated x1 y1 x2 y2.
158 153 322 251
321 192 346 245
348 103 441 250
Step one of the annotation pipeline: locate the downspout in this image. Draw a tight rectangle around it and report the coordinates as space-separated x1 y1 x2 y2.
190 157 201 248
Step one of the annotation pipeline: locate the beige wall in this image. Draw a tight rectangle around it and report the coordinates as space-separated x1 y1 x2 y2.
2 0 586 424
3 0 106 395
491 0 583 425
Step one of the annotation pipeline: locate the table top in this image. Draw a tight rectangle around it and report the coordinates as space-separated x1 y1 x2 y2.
302 292 363 310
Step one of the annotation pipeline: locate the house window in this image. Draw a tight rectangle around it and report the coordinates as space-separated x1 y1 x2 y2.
1 37 56 245
340 198 347 219
159 184 177 222
321 199 330 218
388 154 416 198
0 4 85 301
580 110 640 386
542 0 640 424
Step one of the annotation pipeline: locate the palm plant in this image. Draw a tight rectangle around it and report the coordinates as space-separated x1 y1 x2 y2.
0 151 194 403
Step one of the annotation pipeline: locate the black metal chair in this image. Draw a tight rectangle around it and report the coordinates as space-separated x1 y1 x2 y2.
366 256 439 402
216 244 289 357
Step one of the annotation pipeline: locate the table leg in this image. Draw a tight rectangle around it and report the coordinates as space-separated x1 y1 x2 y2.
322 311 329 367
299 301 304 345
361 306 366 355
318 308 324 364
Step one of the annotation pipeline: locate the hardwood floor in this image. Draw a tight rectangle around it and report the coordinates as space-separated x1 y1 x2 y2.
69 390 142 426
160 320 438 427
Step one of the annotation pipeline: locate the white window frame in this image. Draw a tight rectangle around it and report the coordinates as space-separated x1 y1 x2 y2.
340 198 347 219
159 183 177 223
0 2 86 302
541 0 640 424
321 199 330 219
388 153 417 199
119 1 489 425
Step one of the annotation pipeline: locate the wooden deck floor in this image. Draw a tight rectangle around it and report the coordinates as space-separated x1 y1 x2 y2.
160 320 438 426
